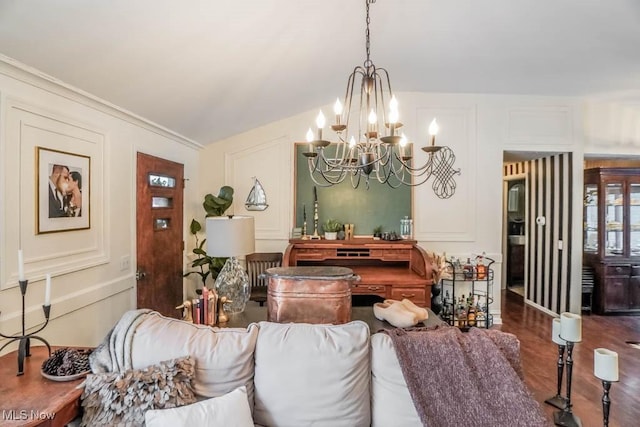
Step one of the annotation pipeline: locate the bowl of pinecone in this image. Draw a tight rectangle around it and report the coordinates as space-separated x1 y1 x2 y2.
41 348 93 381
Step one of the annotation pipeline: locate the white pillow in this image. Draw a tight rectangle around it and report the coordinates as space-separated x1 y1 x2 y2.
144 386 254 427
129 312 259 405
370 333 421 427
253 320 371 427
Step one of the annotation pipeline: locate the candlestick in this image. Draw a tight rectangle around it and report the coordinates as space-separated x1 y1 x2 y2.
0 278 52 375
594 348 618 427
545 318 568 409
553 339 582 427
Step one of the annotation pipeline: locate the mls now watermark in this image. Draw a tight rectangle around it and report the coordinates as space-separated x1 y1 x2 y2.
2 410 56 421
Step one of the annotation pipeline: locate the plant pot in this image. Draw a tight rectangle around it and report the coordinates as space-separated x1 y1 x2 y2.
324 232 338 240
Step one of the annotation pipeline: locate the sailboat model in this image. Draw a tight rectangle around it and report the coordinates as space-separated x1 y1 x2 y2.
245 177 269 211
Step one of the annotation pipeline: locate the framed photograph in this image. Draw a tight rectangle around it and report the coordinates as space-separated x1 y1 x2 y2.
36 146 90 234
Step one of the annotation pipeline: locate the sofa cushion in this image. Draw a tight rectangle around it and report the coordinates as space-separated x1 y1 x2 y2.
145 386 254 427
253 320 371 427
370 333 421 427
129 312 259 406
80 356 197 426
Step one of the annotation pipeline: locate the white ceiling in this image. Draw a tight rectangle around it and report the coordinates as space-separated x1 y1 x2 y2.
1 0 640 145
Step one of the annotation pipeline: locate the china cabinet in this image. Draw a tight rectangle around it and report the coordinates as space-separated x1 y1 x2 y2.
583 168 640 314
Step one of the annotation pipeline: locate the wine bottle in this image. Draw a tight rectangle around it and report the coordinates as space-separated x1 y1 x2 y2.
467 295 476 327
463 258 473 279
476 252 487 280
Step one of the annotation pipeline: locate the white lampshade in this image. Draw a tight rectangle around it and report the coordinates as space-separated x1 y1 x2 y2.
552 317 565 345
206 216 255 257
594 348 619 382
560 312 582 342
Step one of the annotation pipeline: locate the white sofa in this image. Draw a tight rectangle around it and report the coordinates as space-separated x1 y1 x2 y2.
125 311 423 427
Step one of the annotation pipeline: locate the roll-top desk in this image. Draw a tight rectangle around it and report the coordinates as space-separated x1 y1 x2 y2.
283 239 433 307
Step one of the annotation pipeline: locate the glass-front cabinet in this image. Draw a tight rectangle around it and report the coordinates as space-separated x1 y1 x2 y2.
584 168 640 314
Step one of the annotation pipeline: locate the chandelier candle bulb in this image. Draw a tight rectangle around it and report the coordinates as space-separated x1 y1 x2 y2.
18 249 25 281
559 312 582 342
428 118 439 146
316 110 325 141
552 317 565 345
594 348 619 382
334 98 343 125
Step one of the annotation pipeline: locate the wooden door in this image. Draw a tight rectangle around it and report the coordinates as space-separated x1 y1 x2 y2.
136 152 184 317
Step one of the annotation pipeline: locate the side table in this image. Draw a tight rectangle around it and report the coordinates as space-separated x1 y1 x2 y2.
0 346 85 427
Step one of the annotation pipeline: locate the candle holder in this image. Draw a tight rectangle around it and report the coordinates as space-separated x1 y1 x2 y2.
0 280 52 376
600 380 614 427
545 342 568 409
553 339 582 427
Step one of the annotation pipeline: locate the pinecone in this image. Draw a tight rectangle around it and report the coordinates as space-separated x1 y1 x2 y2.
41 348 93 376
41 348 69 375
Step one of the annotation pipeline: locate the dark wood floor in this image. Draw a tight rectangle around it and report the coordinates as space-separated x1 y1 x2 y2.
497 290 640 427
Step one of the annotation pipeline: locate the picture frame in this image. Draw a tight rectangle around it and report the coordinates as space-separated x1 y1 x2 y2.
36 146 90 234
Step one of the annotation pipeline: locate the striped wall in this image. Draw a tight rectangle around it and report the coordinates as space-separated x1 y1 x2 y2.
504 153 573 314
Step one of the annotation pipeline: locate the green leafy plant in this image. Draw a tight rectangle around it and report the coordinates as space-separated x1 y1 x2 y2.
203 186 234 217
184 186 234 286
323 218 343 233
183 219 227 286
373 225 383 237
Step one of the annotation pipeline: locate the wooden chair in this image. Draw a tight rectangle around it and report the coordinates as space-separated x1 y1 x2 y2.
246 252 283 306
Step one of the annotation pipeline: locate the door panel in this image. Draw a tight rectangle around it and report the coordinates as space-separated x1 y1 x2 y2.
136 152 184 317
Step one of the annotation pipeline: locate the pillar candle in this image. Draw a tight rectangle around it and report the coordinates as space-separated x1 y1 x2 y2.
594 348 619 382
560 312 582 342
552 317 565 345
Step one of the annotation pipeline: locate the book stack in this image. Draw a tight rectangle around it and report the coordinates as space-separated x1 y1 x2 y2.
191 286 217 325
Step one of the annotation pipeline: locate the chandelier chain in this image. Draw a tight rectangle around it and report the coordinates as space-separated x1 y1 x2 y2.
365 0 373 67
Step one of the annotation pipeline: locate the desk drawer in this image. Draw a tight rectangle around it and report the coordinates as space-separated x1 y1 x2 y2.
351 283 387 297
606 265 631 277
390 287 426 304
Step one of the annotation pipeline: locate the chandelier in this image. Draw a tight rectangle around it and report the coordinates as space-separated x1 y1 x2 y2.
302 0 460 198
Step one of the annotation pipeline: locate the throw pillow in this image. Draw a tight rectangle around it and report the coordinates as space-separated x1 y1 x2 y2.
145 386 253 427
80 356 197 426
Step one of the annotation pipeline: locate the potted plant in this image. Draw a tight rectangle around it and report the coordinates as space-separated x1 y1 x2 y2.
373 225 383 240
323 218 342 240
184 186 234 287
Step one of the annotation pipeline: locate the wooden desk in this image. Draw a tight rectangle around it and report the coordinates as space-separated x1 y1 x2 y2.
0 347 84 427
224 305 444 332
284 239 434 307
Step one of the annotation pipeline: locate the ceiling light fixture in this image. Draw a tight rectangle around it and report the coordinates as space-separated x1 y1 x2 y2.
302 0 460 197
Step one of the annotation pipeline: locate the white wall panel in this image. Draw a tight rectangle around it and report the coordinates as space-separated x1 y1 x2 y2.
225 136 291 240
415 105 477 242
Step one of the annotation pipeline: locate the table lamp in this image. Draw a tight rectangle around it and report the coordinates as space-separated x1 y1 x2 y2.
206 215 255 314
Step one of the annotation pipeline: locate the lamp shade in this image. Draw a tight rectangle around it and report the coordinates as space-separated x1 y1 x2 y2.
206 216 255 257
594 348 619 382
559 312 582 342
552 317 565 345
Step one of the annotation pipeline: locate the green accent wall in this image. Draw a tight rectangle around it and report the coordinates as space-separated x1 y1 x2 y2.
295 144 411 236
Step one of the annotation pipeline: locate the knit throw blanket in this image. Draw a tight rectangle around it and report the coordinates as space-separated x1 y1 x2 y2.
385 326 550 427
89 309 153 373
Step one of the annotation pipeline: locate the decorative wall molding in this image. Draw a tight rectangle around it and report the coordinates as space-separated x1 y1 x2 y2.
2 100 109 289
415 105 477 242
225 136 291 240
0 55 201 150
506 106 573 147
0 275 132 336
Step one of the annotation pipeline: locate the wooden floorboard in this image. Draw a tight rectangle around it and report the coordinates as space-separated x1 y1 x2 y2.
497 290 640 427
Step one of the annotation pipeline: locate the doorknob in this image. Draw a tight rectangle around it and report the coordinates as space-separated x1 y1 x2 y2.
136 270 147 280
